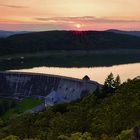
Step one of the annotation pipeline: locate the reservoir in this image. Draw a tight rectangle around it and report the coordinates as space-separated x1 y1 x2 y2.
10 63 140 84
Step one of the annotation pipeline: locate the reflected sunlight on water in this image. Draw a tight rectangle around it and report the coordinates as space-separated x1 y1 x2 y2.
10 63 140 84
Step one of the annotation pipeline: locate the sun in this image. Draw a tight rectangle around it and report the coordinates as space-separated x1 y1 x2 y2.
75 24 81 29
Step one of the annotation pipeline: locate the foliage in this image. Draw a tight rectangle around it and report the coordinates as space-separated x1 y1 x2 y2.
102 73 117 94
58 132 93 140
1 135 20 140
1 53 140 71
1 97 42 119
0 99 16 116
114 75 121 89
115 129 132 140
0 79 140 140
0 31 140 56
96 73 121 98
0 118 4 127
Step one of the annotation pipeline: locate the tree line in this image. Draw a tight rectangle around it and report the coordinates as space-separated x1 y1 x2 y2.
0 31 140 55
0 74 140 140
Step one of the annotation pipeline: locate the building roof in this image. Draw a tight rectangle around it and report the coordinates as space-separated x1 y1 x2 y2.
82 75 90 81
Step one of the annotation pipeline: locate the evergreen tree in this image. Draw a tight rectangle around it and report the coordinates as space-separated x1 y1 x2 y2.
114 75 121 89
102 73 115 96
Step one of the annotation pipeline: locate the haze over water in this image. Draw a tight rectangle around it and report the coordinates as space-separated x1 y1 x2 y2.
11 63 140 84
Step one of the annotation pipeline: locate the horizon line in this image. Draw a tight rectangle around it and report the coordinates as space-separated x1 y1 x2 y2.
1 29 140 32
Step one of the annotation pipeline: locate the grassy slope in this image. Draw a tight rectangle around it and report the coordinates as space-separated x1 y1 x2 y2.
2 97 42 119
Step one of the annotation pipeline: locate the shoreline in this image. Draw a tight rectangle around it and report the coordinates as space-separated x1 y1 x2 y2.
0 49 140 60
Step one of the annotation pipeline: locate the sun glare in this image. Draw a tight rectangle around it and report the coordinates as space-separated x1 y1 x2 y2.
75 24 81 29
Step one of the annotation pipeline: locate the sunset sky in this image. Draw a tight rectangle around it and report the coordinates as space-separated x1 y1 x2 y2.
0 0 140 31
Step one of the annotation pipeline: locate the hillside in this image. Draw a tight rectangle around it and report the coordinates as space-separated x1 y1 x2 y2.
0 30 29 38
0 31 140 55
0 78 140 140
0 97 42 119
107 29 140 37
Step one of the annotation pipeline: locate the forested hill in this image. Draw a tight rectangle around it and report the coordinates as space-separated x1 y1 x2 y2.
0 31 140 55
107 29 140 37
0 78 140 140
0 30 29 38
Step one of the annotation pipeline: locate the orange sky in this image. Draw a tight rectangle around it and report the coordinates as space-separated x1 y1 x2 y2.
0 0 140 31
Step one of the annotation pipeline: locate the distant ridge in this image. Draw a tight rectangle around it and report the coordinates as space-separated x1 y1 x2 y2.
0 30 30 37
0 30 140 55
106 29 140 37
1 29 140 37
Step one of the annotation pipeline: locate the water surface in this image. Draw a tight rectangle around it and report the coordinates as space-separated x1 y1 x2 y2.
10 63 140 84
1 51 140 71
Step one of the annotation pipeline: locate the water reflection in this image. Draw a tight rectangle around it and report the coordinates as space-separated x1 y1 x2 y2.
10 63 140 84
1 52 140 71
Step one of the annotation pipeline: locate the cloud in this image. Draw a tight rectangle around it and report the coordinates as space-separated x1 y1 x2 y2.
0 23 68 31
34 16 140 24
0 16 140 31
0 4 28 9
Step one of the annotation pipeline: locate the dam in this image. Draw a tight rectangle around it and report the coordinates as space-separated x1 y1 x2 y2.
0 71 100 105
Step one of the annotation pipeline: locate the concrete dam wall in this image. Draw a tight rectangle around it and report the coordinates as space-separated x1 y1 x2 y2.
0 71 100 104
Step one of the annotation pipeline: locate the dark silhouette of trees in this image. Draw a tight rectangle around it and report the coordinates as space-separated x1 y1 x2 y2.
101 73 121 98
131 126 140 140
0 31 140 55
0 78 140 140
114 75 121 89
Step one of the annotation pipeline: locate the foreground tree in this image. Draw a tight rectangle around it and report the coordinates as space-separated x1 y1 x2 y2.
101 73 121 98
114 75 121 89
102 73 115 97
